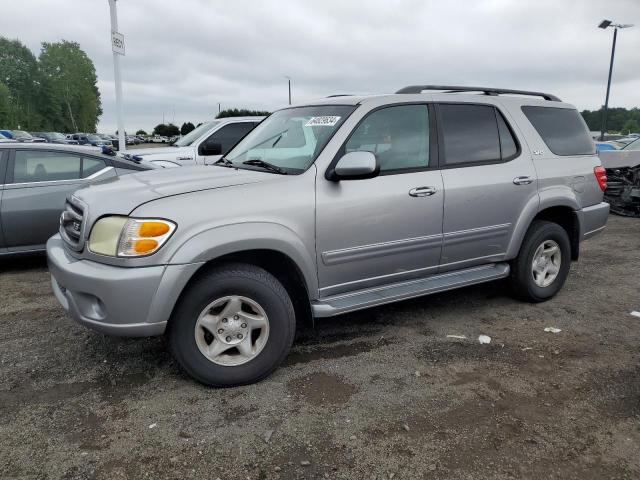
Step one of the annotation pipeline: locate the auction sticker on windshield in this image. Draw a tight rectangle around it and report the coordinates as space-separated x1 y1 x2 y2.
305 116 341 127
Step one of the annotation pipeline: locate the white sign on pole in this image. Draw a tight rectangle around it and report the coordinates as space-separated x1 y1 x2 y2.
111 31 125 56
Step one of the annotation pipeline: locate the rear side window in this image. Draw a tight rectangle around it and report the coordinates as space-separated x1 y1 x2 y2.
82 157 107 177
522 106 595 156
439 104 501 165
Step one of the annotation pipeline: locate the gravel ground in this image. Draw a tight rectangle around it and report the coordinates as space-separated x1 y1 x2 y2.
1 215 639 480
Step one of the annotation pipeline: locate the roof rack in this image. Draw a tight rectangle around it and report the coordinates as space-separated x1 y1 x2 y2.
395 85 561 102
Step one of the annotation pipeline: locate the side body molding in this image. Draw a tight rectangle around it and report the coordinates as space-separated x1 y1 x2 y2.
168 222 319 298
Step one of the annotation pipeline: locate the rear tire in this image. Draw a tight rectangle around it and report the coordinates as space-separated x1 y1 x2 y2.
510 220 571 302
168 263 296 387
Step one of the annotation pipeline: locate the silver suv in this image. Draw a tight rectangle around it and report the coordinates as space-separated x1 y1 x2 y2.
47 85 610 386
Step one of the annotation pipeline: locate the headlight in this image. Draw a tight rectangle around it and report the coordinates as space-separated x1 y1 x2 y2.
88 216 176 257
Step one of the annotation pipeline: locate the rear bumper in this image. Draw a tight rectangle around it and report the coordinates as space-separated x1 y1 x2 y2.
578 202 610 240
47 235 202 337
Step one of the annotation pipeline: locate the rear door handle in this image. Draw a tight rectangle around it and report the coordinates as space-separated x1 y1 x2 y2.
409 186 437 197
513 176 534 185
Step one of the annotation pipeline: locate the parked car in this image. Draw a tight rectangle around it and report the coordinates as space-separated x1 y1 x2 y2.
68 133 111 147
48 85 609 387
31 132 79 145
595 142 617 152
150 135 169 143
599 136 640 217
128 117 263 167
0 143 155 255
0 130 46 143
0 132 14 143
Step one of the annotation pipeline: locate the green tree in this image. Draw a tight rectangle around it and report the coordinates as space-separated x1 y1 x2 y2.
153 123 180 136
581 107 640 133
216 108 270 119
622 118 640 134
180 122 195 135
38 40 102 132
0 82 12 127
0 37 39 128
135 129 147 136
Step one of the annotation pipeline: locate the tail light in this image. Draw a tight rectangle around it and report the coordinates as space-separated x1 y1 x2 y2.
594 165 607 192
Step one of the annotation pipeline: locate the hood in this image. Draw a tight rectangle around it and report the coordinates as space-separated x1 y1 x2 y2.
599 149 640 169
122 145 194 161
73 165 272 219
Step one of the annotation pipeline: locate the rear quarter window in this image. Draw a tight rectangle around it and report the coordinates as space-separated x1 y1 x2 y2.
521 106 595 156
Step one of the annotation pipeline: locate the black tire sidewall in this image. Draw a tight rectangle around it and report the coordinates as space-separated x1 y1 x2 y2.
514 221 571 302
168 265 295 387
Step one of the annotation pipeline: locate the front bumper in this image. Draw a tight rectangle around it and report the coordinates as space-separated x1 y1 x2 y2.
578 202 610 240
47 235 202 337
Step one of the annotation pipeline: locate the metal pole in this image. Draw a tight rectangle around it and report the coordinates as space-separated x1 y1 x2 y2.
108 0 126 151
288 78 291 105
600 27 617 141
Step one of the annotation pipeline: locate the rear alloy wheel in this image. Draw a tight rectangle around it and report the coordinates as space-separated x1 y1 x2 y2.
168 263 296 387
510 220 571 302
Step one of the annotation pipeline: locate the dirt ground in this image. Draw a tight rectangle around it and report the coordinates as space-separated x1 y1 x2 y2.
1 215 639 480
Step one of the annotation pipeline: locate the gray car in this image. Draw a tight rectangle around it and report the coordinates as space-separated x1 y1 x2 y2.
47 85 609 386
0 143 153 255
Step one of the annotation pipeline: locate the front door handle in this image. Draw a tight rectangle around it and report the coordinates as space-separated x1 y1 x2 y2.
409 186 437 197
513 176 534 185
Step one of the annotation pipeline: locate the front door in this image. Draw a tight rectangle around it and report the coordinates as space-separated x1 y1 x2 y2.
436 102 538 271
315 104 444 297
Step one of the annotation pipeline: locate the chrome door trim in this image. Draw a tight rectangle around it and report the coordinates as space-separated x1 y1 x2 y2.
4 167 113 189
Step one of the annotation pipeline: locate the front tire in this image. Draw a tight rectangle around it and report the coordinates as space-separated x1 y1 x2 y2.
168 263 296 387
510 220 571 302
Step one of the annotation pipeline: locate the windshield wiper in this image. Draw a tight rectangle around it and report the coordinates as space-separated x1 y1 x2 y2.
213 157 234 167
242 159 287 175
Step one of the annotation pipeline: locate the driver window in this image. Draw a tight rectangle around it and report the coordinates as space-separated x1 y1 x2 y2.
345 104 429 173
204 123 255 154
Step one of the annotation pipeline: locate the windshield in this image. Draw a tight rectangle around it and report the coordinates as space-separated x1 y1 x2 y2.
13 130 32 139
622 138 640 151
224 105 355 174
49 132 66 141
174 121 219 147
87 134 102 141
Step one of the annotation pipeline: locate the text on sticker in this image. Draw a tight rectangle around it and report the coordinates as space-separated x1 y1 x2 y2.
305 116 341 127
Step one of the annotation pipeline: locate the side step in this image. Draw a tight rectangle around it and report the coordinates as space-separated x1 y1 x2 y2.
312 263 510 317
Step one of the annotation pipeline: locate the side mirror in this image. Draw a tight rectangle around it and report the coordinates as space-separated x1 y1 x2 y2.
199 141 222 156
331 151 379 180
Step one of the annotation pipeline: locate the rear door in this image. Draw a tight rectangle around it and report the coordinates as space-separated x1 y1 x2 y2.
0 149 110 251
0 150 8 253
437 102 538 271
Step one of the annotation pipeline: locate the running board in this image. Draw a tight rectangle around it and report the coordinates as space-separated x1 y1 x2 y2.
312 263 510 317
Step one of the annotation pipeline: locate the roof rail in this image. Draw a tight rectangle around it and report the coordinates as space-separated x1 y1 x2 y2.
395 85 561 102
326 94 353 98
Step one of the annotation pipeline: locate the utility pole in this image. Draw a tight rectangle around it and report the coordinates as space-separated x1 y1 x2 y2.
108 0 126 151
285 76 291 105
598 20 634 141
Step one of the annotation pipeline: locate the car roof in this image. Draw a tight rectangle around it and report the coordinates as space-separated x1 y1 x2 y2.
216 116 266 123
289 90 576 110
0 142 116 158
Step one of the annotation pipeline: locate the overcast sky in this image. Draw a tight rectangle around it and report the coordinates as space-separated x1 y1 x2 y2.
2 0 639 133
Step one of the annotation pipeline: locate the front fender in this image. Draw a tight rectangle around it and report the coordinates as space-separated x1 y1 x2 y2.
168 222 319 297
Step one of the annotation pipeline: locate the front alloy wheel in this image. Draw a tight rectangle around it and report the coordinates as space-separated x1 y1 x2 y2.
194 295 270 366
168 263 296 387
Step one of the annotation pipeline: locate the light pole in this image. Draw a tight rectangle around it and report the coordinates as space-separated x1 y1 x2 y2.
285 76 291 105
598 20 634 141
108 0 126 151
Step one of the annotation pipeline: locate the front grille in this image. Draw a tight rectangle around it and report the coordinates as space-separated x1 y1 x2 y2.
59 198 86 250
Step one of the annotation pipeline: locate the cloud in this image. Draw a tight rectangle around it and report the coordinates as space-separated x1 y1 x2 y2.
1 0 638 133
